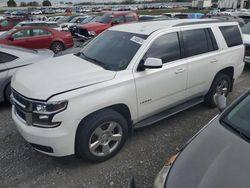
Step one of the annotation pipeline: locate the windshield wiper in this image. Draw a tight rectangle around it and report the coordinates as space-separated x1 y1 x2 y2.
79 52 111 70
221 119 250 143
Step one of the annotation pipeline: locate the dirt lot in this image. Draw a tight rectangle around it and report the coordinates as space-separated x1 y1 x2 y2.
0 66 250 188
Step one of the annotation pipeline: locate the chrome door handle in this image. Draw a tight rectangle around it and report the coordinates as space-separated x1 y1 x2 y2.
175 68 185 74
210 59 218 63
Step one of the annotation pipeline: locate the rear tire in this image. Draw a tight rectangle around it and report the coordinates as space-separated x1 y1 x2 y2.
50 42 64 54
204 73 232 108
4 84 11 103
75 109 128 162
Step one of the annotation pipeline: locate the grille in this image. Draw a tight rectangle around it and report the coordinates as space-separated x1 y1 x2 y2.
12 90 33 125
76 28 89 37
12 90 30 109
245 44 250 56
15 106 26 121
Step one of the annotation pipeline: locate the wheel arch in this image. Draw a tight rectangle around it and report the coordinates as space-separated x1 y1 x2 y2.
216 67 234 91
74 103 133 156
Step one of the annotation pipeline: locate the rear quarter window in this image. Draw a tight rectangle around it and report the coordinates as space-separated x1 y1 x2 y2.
0 51 18 63
219 25 243 47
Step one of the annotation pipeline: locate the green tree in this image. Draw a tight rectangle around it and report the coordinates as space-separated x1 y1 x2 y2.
7 0 17 7
27 1 39 6
42 0 51 6
20 1 27 6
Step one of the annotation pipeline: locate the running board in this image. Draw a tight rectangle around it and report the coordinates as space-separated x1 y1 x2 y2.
134 97 204 129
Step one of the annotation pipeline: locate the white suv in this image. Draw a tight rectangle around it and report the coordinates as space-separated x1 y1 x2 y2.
11 19 245 162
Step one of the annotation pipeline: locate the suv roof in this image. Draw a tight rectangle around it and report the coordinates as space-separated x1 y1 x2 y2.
111 19 239 35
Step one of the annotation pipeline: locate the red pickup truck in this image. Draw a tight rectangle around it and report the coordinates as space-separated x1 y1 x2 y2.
75 11 138 40
0 17 25 31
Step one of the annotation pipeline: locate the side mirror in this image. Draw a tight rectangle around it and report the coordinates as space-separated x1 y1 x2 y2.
7 36 13 41
214 88 227 112
144 57 163 69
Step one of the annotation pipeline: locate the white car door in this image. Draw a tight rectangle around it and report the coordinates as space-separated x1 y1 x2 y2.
133 31 188 120
181 27 220 98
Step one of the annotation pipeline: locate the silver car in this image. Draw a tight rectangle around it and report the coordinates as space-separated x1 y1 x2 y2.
0 45 54 103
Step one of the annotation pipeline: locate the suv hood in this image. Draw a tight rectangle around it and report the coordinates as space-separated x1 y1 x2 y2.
166 117 250 188
12 54 116 100
79 22 109 31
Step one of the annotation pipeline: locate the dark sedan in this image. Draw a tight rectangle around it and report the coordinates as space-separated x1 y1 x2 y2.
154 90 250 188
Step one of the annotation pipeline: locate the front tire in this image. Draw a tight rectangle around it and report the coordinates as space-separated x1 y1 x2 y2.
75 109 128 162
204 73 232 108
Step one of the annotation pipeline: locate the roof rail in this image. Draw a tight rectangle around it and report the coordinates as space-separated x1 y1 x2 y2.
173 20 236 27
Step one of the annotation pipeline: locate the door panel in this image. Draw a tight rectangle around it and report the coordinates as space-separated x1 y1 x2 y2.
181 28 219 98
10 29 31 48
133 32 188 120
29 29 53 49
134 61 188 120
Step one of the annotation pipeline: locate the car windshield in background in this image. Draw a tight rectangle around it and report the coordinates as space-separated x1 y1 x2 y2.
223 94 250 140
95 13 112 23
78 30 147 71
0 29 15 39
69 17 80 23
241 22 250 34
82 16 95 24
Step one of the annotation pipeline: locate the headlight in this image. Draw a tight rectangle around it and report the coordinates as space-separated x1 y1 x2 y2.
88 31 96 36
153 153 179 188
32 100 68 128
34 100 68 114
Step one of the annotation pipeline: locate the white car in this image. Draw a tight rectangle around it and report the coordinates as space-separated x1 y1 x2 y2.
0 45 54 103
31 10 42 15
11 19 245 162
240 22 250 63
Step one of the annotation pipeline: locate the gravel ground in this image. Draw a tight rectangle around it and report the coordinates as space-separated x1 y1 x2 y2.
0 66 250 188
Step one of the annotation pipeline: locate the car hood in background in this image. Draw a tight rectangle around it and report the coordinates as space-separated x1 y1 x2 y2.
12 54 116 100
166 116 250 188
79 22 109 31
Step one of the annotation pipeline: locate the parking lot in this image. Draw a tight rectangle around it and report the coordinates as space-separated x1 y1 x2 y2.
0 66 249 188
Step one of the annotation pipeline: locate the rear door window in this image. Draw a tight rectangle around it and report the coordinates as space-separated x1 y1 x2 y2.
32 29 50 36
182 29 210 57
0 52 18 63
113 16 125 24
219 25 243 47
144 32 181 64
125 14 136 22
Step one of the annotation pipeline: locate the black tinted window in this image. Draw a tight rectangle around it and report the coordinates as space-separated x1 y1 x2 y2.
183 29 209 57
144 32 181 63
205 28 218 51
0 52 18 63
125 14 136 22
113 16 125 24
220 26 243 47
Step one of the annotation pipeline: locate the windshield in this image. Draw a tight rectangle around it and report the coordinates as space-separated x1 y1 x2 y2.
223 93 250 140
0 29 16 39
241 22 250 34
95 13 112 23
69 17 80 23
77 30 147 71
81 16 93 24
